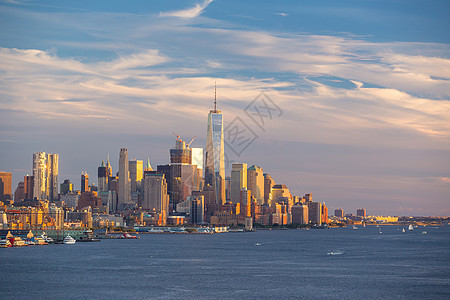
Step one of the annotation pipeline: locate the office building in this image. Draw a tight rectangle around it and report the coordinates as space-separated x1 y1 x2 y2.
291 204 309 225
142 173 169 224
204 86 225 206
24 175 34 200
308 201 322 225
357 208 366 218
81 172 89 192
14 181 25 202
190 194 205 224
129 159 143 193
98 161 108 192
60 179 73 195
0 172 12 202
33 152 46 200
46 153 59 200
321 203 328 223
231 163 247 204
264 173 275 205
334 208 344 218
247 165 264 205
118 148 130 206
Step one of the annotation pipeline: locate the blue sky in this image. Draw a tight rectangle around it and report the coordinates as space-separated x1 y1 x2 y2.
1 0 449 216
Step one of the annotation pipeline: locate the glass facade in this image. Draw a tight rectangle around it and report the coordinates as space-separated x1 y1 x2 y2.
205 111 225 205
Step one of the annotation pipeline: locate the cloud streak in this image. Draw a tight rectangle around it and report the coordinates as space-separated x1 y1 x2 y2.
159 0 213 18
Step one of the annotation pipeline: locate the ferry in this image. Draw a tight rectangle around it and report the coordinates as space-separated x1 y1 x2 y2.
63 235 76 244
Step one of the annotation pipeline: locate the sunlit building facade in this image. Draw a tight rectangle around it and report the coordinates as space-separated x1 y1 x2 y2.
205 99 225 206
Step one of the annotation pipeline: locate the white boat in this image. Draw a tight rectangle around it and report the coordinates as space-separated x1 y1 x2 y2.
379 227 382 234
63 235 76 244
402 228 405 233
408 225 414 231
352 226 358 230
41 231 54 243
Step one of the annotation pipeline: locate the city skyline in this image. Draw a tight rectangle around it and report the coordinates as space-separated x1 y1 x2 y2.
1 0 449 216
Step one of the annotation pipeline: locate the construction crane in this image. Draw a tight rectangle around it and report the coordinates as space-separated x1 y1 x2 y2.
187 136 196 148
171 131 181 140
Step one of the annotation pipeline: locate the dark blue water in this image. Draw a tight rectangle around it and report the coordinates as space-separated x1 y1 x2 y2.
1 226 450 299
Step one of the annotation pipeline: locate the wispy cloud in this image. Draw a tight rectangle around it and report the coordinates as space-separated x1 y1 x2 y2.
274 12 288 17
159 0 213 18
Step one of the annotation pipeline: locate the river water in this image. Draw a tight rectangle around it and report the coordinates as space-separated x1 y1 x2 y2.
1 225 450 299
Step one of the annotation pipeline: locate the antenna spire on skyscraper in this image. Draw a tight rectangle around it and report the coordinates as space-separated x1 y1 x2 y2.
214 81 217 111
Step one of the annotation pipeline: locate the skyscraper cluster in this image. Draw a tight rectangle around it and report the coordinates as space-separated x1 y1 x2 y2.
2 86 329 229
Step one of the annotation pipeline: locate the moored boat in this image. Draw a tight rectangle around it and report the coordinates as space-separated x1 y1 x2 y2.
63 235 76 244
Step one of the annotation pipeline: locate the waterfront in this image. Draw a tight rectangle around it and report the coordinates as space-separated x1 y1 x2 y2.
1 225 450 299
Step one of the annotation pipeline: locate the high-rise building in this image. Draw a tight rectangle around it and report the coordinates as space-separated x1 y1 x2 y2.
231 163 247 204
14 181 25 202
33 152 46 200
334 208 344 218
190 194 205 224
247 165 264 205
0 172 12 202
321 203 328 223
98 161 108 192
129 159 143 193
205 85 225 206
308 202 322 225
357 208 366 218
24 175 34 200
239 188 252 218
118 148 130 206
81 172 89 192
263 173 275 205
60 179 73 195
144 158 153 172
46 153 59 200
143 173 169 225
32 152 58 200
291 204 309 225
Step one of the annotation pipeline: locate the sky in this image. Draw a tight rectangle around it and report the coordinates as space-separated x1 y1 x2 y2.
1 0 449 216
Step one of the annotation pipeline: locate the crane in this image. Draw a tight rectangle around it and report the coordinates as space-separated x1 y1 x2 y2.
187 136 196 148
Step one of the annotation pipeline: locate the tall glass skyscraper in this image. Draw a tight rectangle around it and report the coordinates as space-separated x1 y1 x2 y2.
205 87 225 206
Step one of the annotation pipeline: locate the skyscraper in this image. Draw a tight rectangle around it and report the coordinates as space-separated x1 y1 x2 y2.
143 173 169 225
98 161 108 192
129 159 143 193
24 175 34 200
263 173 275 205
118 148 130 206
33 152 46 200
205 85 225 206
81 172 89 192
46 153 58 200
0 172 12 202
231 163 247 204
247 165 264 205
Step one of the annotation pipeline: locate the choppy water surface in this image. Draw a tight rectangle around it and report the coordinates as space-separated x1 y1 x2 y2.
2 225 450 299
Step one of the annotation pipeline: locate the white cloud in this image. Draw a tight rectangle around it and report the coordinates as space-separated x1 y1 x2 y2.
159 0 213 18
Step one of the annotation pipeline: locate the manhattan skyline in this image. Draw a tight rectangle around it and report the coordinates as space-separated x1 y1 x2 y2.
1 0 449 216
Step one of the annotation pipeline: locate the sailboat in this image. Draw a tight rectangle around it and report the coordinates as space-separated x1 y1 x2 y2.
408 225 414 231
402 228 405 233
379 227 382 234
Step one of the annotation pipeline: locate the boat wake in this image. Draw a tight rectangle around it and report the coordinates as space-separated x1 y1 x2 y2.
327 250 344 256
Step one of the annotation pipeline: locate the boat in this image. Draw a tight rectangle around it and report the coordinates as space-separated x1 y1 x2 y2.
63 235 76 244
0 239 12 248
408 225 414 231
352 226 358 230
25 230 35 245
40 231 54 243
422 231 428 235
402 228 405 233
120 233 139 239
379 227 382 234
